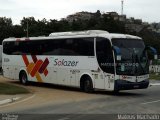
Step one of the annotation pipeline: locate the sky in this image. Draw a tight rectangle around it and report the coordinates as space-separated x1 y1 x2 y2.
0 0 160 25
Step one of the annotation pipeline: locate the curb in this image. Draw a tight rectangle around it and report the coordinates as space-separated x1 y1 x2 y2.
150 83 160 86
0 97 21 105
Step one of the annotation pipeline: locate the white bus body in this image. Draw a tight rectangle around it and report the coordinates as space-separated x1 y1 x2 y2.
2 30 151 92
0 45 2 69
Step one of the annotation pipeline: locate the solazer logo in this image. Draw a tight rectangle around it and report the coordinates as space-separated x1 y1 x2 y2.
22 55 49 82
54 58 79 67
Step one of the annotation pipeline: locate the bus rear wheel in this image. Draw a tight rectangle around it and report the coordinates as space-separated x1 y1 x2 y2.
83 77 94 93
19 71 28 85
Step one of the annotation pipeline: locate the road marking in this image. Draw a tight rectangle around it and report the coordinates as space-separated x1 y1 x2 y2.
141 99 160 105
0 94 35 108
0 97 21 105
58 117 70 120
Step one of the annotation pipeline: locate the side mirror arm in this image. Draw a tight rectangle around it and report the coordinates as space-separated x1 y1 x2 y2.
146 46 158 60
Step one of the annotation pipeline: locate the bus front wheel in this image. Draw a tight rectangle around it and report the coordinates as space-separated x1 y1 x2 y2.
19 71 28 85
83 77 94 93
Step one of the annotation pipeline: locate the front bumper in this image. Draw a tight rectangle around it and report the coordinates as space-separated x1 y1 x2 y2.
114 79 149 91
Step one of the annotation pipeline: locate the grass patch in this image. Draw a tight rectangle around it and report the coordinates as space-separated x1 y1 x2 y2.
149 73 160 80
0 83 30 95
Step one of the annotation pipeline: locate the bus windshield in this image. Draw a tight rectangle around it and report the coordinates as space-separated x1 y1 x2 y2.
112 38 149 76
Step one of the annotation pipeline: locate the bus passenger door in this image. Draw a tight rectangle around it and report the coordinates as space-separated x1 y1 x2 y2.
94 73 105 89
104 73 115 90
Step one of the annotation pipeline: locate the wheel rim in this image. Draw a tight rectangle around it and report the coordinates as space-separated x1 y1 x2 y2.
22 74 27 84
84 80 90 91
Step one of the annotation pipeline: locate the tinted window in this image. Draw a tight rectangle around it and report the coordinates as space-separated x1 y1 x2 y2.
72 38 94 56
3 38 94 56
112 38 148 76
96 37 114 74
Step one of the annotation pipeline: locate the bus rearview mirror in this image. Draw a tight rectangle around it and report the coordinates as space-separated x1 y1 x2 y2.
113 46 121 61
146 46 158 60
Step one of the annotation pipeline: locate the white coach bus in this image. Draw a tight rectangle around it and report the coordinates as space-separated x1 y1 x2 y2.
2 30 157 92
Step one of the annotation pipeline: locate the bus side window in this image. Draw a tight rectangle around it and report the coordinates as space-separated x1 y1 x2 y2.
74 38 94 56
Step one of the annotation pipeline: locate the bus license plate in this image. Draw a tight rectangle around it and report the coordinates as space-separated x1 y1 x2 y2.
134 85 139 88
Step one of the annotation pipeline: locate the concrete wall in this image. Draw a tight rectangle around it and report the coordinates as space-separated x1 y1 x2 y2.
149 65 160 73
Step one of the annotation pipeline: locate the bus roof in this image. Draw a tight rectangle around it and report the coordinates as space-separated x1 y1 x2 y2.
49 30 109 37
109 33 141 40
49 30 141 39
3 30 142 42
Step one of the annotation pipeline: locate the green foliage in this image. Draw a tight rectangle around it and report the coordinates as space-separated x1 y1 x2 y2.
0 11 160 55
0 17 13 43
152 59 160 65
149 73 160 80
0 83 29 95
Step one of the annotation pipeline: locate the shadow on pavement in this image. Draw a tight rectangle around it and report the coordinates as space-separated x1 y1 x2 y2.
8 80 146 97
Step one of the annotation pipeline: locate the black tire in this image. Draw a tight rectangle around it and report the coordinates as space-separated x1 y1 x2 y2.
20 71 28 85
83 77 94 93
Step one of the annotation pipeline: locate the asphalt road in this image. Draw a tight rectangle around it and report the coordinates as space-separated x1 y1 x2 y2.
16 81 160 114
1 80 160 120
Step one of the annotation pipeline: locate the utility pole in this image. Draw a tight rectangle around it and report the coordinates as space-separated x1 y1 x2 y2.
121 0 124 15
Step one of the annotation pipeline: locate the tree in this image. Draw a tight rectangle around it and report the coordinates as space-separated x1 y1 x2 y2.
0 17 13 44
21 17 38 37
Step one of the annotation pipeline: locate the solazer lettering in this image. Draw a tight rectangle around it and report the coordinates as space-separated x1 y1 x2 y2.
54 59 79 67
